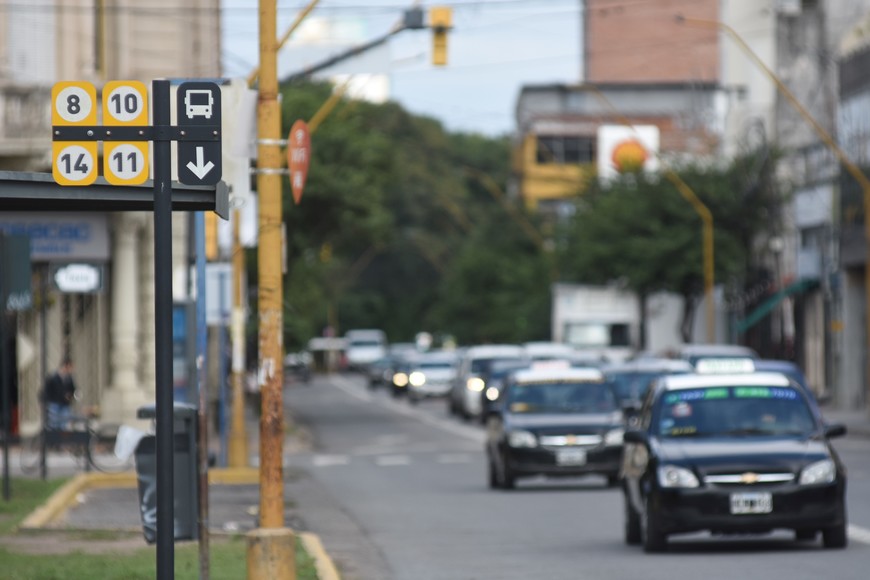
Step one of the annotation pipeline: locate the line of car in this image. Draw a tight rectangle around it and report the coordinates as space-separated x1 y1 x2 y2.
362 341 849 553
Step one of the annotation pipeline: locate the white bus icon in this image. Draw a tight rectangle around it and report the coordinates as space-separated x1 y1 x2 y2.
184 89 213 119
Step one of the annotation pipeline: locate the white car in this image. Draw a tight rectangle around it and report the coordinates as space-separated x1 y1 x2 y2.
407 350 460 403
449 344 526 419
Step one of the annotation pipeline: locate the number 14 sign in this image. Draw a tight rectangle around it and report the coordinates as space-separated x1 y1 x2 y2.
51 80 150 186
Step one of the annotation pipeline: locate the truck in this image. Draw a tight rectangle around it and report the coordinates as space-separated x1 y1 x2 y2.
551 283 685 362
343 329 387 371
551 283 639 362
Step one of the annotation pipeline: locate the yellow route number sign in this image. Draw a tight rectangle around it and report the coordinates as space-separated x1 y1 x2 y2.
52 81 98 186
103 80 150 185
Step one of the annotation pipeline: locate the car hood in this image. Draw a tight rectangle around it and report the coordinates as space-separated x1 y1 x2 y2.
507 412 622 434
655 437 831 473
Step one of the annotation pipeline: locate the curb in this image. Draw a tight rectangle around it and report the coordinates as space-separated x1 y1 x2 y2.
300 532 342 580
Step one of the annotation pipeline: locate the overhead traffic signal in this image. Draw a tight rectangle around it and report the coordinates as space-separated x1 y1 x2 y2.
430 7 452 66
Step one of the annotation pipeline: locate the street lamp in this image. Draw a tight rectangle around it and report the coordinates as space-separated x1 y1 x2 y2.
678 14 870 400
579 84 716 342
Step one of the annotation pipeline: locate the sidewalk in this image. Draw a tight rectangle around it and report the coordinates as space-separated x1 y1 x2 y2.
2 381 338 580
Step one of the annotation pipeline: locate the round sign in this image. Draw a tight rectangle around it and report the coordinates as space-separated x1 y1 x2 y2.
54 86 94 124
104 84 146 124
54 264 101 293
55 144 96 183
105 143 148 183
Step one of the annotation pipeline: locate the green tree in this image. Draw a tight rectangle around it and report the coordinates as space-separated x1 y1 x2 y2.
557 155 781 344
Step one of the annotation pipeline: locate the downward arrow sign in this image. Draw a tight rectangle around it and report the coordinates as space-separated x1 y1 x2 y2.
186 146 215 179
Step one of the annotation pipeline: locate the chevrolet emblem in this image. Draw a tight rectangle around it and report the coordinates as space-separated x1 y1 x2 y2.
565 435 576 446
740 472 760 484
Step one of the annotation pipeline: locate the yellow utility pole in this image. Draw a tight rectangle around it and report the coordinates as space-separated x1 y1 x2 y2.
579 84 716 342
247 0 295 577
679 14 870 395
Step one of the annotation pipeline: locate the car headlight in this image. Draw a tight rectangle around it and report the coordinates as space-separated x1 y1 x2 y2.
657 465 699 488
409 371 426 387
508 430 537 448
799 459 836 485
485 386 500 401
393 372 408 387
467 377 485 392
604 428 624 446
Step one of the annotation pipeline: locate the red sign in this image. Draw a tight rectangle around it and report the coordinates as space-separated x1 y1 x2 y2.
287 120 311 205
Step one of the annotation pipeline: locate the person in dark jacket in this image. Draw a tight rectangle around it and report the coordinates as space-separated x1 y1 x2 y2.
43 358 77 429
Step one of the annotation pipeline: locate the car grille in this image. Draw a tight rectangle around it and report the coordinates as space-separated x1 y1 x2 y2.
538 434 602 447
702 472 794 487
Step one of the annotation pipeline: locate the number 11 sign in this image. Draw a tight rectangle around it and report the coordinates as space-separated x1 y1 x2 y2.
102 80 150 185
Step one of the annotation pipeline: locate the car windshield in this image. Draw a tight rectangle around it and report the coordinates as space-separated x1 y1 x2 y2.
350 340 382 348
506 381 618 414
656 386 817 438
471 357 521 374
607 371 664 403
418 361 454 370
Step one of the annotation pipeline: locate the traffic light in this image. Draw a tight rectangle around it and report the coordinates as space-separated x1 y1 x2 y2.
430 7 452 66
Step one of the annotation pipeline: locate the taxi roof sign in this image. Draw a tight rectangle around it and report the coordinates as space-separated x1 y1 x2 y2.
694 357 756 375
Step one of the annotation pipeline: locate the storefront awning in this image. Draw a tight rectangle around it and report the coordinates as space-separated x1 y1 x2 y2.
735 278 818 334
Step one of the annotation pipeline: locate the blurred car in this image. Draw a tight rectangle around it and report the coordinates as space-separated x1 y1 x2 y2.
485 366 625 489
407 350 460 403
344 329 387 371
621 370 848 553
752 359 819 402
676 343 759 368
478 357 533 421
283 351 312 383
365 356 395 390
522 341 577 361
602 358 694 407
389 352 419 398
449 344 526 420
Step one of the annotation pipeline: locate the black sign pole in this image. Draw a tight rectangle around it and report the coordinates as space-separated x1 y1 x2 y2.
0 233 9 502
152 79 176 580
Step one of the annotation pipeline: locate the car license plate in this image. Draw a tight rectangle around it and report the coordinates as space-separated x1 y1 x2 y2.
730 492 772 515
556 448 587 466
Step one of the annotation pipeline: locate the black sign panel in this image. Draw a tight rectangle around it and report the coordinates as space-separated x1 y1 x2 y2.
0 234 32 311
176 82 222 186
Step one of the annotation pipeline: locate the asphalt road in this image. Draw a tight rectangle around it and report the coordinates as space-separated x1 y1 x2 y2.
284 373 870 580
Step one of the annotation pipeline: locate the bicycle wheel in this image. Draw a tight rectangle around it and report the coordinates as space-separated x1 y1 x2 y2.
87 429 134 473
18 432 44 475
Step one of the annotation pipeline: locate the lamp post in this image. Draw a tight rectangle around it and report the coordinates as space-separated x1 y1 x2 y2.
679 14 870 405
579 84 716 342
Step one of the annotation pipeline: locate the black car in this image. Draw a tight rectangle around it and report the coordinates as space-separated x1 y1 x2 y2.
486 367 625 489
478 357 532 422
621 371 848 552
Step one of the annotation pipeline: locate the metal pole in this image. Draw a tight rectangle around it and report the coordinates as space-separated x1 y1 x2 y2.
218 270 228 467
39 266 47 480
194 212 210 580
0 237 9 501
152 78 176 580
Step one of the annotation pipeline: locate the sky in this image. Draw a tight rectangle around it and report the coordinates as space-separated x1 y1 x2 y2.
221 0 582 137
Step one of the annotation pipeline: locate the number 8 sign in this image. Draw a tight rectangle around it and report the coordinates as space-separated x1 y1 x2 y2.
103 81 150 185
52 81 98 186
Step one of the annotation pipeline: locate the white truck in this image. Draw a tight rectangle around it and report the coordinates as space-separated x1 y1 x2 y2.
551 283 639 363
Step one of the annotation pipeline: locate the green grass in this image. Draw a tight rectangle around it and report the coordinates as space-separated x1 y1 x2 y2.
0 478 69 534
0 478 320 579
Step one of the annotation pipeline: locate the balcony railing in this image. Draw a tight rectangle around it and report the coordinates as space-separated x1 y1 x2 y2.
0 84 52 158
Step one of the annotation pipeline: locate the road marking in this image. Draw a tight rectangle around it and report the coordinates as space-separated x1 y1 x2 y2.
850 524 870 545
437 454 472 464
312 455 349 467
375 455 410 466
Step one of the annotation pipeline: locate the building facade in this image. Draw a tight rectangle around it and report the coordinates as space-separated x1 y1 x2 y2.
0 0 221 435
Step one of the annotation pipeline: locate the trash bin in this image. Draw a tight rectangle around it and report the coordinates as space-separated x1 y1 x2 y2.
134 402 199 543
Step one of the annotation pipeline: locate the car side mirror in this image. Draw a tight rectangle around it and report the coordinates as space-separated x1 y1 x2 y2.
824 423 847 439
621 400 642 416
623 429 648 444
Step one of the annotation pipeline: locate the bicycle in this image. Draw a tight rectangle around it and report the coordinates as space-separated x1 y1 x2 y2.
19 406 134 474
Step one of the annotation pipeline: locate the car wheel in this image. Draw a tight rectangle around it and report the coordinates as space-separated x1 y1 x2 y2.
488 458 499 489
794 529 816 542
822 521 848 549
624 494 642 545
641 499 667 553
499 454 516 490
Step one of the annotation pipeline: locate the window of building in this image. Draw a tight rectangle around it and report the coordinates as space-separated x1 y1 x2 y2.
536 135 596 165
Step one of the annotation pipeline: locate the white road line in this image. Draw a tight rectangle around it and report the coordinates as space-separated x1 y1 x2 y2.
312 454 350 467
849 524 870 545
437 454 472 464
375 455 411 466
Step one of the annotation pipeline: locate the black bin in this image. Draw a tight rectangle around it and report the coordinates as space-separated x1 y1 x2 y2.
134 403 199 543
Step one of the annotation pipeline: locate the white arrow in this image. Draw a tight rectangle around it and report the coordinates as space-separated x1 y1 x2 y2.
186 146 215 179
